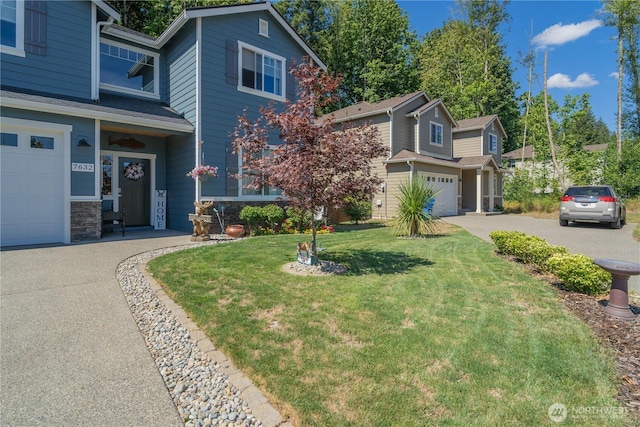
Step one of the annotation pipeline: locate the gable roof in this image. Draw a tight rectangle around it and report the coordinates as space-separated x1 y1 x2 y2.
1 86 194 135
93 0 120 21
454 115 506 138
327 91 429 123
583 143 608 152
153 2 325 69
405 98 458 127
504 144 574 160
385 149 500 170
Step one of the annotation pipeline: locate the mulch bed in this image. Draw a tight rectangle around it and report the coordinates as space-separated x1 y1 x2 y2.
518 259 640 421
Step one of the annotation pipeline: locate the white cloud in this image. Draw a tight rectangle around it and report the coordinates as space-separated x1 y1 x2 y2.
533 19 602 49
609 72 619 79
547 73 599 89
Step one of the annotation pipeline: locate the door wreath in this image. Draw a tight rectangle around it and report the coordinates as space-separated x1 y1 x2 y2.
123 162 144 181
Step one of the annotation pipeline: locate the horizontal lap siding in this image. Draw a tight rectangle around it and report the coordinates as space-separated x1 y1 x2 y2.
199 12 311 198
165 25 197 232
418 107 452 159
452 130 480 157
1 1 92 99
392 97 425 154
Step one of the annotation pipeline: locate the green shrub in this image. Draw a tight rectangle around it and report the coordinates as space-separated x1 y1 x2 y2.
489 230 525 254
343 196 372 224
263 204 285 230
286 207 312 232
490 231 608 295
239 205 265 234
546 254 611 295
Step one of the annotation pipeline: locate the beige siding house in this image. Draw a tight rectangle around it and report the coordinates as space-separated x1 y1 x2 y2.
325 92 506 219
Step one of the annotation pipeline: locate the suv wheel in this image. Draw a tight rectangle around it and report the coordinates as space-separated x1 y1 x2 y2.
610 214 621 229
559 218 568 227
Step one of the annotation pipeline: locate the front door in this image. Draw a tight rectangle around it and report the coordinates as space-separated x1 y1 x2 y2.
120 157 150 226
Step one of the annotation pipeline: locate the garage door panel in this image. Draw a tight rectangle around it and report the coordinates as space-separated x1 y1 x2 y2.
1 128 65 247
419 172 457 217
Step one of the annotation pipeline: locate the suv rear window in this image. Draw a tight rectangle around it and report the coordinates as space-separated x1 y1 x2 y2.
565 186 612 197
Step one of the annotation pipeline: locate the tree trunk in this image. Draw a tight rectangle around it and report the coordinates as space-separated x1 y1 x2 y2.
617 24 623 160
543 51 564 190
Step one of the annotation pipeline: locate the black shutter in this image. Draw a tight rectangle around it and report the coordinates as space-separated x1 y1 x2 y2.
226 39 238 86
25 1 47 55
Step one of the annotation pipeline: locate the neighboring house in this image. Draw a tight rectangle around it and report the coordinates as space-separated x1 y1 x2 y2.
0 0 324 247
502 143 607 191
326 92 506 218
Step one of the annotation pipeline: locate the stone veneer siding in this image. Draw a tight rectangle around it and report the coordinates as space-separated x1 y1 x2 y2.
205 201 289 235
71 201 102 242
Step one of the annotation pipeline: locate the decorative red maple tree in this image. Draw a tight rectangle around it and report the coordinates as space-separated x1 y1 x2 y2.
232 58 387 263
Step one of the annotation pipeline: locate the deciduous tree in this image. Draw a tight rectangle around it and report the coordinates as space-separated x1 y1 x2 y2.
232 59 387 262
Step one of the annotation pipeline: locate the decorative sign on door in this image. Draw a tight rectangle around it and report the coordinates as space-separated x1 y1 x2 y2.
155 190 167 230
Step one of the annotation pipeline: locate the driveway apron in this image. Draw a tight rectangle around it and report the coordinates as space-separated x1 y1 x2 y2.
0 233 192 426
445 215 640 293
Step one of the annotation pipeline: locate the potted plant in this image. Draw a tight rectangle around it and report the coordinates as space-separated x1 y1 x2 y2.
187 165 219 182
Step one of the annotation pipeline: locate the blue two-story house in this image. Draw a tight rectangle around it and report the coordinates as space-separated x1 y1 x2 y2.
0 0 324 247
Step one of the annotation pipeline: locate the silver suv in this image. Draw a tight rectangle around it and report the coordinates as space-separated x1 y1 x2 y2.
559 185 626 229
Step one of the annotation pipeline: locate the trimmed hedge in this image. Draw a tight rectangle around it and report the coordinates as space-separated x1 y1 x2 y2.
546 254 611 295
488 230 610 295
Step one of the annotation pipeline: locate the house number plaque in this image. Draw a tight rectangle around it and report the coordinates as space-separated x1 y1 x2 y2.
72 162 94 172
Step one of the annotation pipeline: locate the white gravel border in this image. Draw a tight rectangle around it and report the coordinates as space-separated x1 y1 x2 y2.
116 239 292 427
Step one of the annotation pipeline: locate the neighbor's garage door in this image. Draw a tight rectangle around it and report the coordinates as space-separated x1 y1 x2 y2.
1 126 65 246
419 172 458 216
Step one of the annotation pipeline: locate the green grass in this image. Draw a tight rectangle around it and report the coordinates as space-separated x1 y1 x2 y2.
148 224 628 426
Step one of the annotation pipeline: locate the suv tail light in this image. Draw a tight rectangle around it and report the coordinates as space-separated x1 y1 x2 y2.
561 195 573 202
598 196 616 202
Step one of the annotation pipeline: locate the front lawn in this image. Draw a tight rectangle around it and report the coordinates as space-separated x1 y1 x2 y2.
148 224 628 426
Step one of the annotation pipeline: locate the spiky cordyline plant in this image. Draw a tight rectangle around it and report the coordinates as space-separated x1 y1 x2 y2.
394 177 441 237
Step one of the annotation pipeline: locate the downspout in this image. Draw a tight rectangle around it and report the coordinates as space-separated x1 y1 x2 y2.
407 161 414 183
195 18 202 202
386 110 393 159
413 113 420 153
93 11 114 100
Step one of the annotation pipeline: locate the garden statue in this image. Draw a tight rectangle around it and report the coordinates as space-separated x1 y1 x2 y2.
297 241 317 265
189 201 214 240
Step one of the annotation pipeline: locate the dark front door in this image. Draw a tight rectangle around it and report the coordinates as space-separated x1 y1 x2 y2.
119 158 150 226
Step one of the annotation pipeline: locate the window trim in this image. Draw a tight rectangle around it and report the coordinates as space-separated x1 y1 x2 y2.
489 133 498 154
99 38 160 99
238 145 284 198
237 41 286 101
0 0 25 57
429 121 443 147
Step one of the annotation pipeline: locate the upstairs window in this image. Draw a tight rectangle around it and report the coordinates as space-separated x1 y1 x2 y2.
239 41 285 100
1 0 24 55
100 40 159 98
430 122 443 146
489 133 498 153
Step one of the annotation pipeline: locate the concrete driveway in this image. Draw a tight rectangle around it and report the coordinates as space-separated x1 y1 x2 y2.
0 231 190 426
444 214 640 293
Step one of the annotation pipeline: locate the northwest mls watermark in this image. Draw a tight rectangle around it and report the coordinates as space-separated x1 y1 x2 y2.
548 403 628 423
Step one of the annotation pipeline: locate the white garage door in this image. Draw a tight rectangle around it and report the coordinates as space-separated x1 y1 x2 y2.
419 172 458 216
1 124 66 246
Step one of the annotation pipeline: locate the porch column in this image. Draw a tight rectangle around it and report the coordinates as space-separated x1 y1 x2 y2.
488 169 494 212
476 169 482 213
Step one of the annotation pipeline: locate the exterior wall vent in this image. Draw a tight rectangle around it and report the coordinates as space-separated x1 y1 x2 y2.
259 19 268 37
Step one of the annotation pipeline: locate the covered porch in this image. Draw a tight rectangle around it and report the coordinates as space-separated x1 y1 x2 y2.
457 156 504 214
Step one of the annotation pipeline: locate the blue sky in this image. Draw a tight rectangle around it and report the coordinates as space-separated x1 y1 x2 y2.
397 0 618 131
